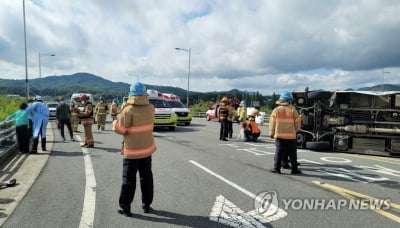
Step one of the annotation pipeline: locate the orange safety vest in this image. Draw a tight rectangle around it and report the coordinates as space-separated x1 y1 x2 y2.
247 120 260 133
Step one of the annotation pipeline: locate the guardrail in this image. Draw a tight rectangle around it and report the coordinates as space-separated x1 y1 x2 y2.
0 119 17 163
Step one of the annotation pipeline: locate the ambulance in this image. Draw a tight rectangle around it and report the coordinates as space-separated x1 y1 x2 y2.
70 93 93 111
147 90 178 130
162 93 192 126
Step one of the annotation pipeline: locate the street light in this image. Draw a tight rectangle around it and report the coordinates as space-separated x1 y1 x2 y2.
23 0 29 100
128 73 139 81
175 47 191 107
382 68 390 91
38 52 55 95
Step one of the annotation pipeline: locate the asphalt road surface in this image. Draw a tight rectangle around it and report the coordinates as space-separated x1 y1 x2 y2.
1 118 399 228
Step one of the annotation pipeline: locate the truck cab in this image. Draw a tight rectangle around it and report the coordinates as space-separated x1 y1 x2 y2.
147 90 177 130
162 93 192 126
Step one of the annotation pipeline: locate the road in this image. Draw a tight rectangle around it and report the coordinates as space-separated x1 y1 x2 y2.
1 118 400 228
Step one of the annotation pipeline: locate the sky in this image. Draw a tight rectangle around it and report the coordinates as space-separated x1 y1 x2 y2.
0 0 400 95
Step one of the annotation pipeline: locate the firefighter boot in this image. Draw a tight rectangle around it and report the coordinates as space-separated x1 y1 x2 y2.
31 138 39 154
41 137 47 151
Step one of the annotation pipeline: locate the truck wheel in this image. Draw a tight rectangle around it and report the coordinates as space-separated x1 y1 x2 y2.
306 141 330 151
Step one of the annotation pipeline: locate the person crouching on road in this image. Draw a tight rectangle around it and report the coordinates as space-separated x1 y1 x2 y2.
6 102 30 153
269 91 302 175
79 94 95 148
245 115 261 142
113 81 156 217
25 95 49 154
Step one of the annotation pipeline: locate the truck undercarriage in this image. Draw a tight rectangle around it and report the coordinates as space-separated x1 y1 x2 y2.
292 89 400 156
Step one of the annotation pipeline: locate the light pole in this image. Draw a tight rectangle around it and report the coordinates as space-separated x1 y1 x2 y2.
128 73 139 81
38 52 55 95
23 0 29 100
382 68 390 91
175 47 191 107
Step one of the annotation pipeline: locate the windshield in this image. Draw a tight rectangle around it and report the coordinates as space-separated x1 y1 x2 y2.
167 101 186 108
47 103 58 108
149 99 169 108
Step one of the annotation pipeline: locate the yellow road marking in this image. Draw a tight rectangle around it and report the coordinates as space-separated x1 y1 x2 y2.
343 153 400 165
312 181 400 223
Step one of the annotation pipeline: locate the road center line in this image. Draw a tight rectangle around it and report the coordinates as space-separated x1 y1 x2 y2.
76 135 97 228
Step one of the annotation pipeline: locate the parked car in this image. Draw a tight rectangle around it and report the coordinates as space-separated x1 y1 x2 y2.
46 102 58 119
206 103 239 122
205 103 218 121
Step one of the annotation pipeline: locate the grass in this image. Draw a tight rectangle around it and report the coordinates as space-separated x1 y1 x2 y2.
0 95 26 121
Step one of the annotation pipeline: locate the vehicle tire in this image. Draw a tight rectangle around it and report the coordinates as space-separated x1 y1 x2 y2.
185 122 190 126
168 126 176 131
206 115 211 121
306 141 331 151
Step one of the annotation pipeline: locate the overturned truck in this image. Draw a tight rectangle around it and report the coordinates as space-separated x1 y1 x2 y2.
292 89 400 156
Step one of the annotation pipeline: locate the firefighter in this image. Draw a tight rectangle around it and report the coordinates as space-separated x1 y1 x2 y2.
113 81 156 216
95 97 108 130
79 94 94 148
245 115 261 142
217 97 231 141
70 100 80 132
110 98 119 121
25 95 49 153
237 100 247 124
269 91 302 175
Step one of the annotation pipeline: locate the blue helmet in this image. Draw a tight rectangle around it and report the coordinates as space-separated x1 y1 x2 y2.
128 82 146 96
240 100 246 105
279 91 293 101
112 98 119 103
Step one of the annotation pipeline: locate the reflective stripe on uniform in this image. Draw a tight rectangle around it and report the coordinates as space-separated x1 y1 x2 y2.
126 123 154 134
122 143 156 157
275 132 296 138
275 118 295 123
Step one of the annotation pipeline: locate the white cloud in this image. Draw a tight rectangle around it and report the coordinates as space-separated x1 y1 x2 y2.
1 0 399 94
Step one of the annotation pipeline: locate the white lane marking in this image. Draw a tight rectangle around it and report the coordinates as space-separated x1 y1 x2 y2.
76 135 97 228
190 160 257 199
210 195 265 227
320 157 352 163
189 160 287 224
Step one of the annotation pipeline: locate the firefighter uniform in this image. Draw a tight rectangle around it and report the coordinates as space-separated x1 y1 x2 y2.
110 98 119 121
269 91 302 174
79 95 94 147
95 98 108 130
70 102 80 132
217 97 231 141
113 82 156 216
245 116 261 142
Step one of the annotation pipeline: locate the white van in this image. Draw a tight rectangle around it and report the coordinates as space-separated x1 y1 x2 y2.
70 93 93 111
162 93 192 126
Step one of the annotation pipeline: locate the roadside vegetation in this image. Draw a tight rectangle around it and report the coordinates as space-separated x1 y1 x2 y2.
0 95 25 121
